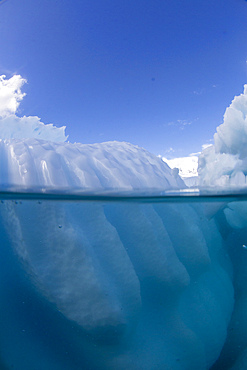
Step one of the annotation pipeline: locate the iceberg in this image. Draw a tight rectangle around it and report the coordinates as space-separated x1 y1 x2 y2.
0 115 67 143
0 137 237 369
0 75 247 369
199 84 247 187
0 138 184 190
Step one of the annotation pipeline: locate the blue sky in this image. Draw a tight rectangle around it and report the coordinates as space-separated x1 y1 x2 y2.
1 0 247 157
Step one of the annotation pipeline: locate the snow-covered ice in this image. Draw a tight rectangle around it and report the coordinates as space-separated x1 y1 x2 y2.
0 139 184 191
199 84 247 188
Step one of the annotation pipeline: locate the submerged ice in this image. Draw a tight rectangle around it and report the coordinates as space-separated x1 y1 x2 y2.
0 187 235 369
1 76 247 369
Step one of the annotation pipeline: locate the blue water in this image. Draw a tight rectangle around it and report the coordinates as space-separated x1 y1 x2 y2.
1 191 247 369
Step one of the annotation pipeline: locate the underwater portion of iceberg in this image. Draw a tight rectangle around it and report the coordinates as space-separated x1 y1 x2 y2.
0 198 235 370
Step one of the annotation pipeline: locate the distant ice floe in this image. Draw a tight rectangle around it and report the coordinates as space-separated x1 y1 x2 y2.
162 155 199 187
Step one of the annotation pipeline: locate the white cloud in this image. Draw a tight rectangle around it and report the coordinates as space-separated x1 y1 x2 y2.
177 119 192 126
201 143 213 151
0 74 26 118
164 147 175 154
167 118 196 130
0 74 68 142
193 88 204 95
177 119 192 131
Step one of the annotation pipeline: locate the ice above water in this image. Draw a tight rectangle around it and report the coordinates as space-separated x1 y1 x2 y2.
199 84 247 188
1 79 247 368
0 115 67 143
0 138 184 190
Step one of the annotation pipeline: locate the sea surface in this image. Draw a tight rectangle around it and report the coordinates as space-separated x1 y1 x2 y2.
1 189 247 369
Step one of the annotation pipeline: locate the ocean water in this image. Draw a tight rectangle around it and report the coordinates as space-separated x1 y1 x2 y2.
1 190 247 369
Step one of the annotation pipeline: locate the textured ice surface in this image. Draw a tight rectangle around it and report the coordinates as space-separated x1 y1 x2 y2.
0 115 67 142
0 198 235 369
0 138 184 190
199 85 247 187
